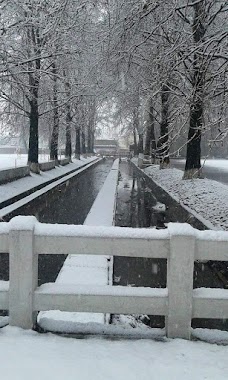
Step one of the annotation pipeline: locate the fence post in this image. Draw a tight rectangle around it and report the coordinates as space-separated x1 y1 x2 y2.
166 224 195 339
9 216 38 329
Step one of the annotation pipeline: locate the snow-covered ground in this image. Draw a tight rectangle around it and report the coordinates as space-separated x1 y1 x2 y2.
175 158 228 171
142 163 228 231
0 325 227 380
201 159 228 170
0 153 51 169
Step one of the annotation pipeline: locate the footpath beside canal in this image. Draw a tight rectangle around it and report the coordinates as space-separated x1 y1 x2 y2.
0 156 100 213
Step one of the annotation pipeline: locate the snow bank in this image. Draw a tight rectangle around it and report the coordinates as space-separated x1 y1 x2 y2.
142 164 228 230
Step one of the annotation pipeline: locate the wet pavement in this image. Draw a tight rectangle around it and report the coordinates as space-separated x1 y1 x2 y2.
114 161 228 330
0 159 113 289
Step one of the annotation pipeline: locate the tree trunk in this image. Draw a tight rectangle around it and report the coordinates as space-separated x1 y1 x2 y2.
28 97 39 173
91 130 95 153
27 25 41 174
133 107 144 167
184 98 203 178
64 76 72 160
75 126 81 159
138 133 144 155
184 1 206 179
65 108 72 159
87 122 94 154
87 126 92 153
133 128 138 156
87 100 96 154
144 98 156 163
158 83 170 169
50 105 59 164
81 130 86 155
50 63 59 165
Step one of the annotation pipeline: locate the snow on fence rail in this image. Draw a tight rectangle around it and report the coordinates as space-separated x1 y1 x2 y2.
0 216 228 339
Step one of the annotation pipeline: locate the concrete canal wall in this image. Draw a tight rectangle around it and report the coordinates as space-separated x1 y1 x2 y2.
0 166 30 185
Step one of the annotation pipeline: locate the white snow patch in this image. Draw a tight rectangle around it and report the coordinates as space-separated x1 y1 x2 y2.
142 164 228 230
37 283 168 297
35 222 169 239
193 287 228 299
0 280 9 291
0 325 227 379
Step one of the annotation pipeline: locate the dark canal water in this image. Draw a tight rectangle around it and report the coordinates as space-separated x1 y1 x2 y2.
114 161 228 330
0 159 113 289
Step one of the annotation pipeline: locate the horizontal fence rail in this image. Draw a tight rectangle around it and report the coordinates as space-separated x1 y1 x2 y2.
0 216 228 339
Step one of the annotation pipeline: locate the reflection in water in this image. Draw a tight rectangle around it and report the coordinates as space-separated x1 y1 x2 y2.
114 162 167 327
37 160 112 225
114 161 228 330
36 160 113 285
117 163 167 229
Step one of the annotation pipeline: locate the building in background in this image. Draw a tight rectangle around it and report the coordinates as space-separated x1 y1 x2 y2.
94 139 118 155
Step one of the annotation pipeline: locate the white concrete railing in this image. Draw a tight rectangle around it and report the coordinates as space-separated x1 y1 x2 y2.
0 217 228 339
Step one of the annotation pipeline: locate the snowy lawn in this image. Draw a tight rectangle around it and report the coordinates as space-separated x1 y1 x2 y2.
175 158 228 171
199 159 228 170
0 153 51 169
0 326 227 380
142 164 228 230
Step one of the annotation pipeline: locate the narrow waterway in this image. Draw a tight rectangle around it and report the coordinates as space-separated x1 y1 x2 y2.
114 161 228 330
0 159 113 290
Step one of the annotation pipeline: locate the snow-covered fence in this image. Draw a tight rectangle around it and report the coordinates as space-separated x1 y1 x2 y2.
0 217 228 339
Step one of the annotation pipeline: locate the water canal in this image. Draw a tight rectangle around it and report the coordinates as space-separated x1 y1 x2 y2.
0 158 227 330
114 161 228 330
0 159 113 288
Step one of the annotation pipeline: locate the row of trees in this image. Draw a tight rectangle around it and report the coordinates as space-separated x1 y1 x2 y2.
0 0 100 172
0 1 227 178
103 0 227 177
